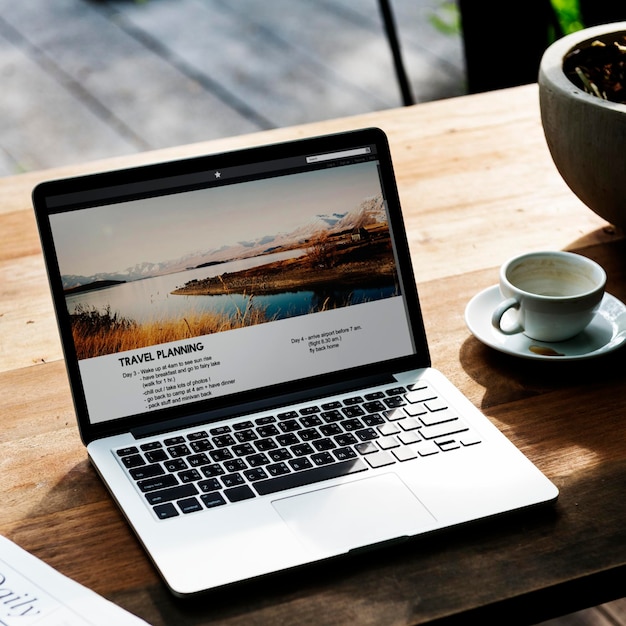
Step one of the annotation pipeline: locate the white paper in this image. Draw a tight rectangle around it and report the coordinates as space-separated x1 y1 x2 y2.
0 535 150 625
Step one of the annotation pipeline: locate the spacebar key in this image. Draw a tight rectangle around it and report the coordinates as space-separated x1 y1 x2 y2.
254 459 368 496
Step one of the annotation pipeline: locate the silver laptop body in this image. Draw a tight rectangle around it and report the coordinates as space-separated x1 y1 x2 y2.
33 127 558 596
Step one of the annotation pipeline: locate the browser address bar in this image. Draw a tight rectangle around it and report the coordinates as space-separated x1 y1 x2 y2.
306 147 371 163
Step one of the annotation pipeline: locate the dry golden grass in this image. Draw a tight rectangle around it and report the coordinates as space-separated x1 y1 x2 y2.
71 302 271 359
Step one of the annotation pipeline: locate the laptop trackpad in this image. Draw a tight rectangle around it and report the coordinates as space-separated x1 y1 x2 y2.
272 473 436 553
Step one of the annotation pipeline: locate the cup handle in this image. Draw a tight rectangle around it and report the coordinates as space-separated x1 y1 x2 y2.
491 297 523 335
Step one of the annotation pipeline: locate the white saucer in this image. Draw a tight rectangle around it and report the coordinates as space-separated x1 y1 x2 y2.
464 286 626 361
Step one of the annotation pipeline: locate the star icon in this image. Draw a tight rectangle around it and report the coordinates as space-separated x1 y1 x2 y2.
214 171 221 179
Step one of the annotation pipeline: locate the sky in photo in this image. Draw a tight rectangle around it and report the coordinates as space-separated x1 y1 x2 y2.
50 161 382 277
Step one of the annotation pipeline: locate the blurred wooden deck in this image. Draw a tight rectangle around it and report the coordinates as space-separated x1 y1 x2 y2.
0 0 465 175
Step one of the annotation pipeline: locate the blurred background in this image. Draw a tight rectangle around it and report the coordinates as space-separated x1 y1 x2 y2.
0 0 464 175
0 0 620 177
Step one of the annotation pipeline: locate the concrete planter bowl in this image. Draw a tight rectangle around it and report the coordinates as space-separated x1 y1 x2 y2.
539 21 626 227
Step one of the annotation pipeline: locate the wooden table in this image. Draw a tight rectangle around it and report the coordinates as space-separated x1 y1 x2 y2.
2 83 625 625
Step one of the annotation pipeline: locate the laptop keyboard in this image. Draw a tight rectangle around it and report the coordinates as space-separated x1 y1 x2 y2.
115 382 482 520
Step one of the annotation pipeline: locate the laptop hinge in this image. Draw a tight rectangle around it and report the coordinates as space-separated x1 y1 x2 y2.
130 372 396 439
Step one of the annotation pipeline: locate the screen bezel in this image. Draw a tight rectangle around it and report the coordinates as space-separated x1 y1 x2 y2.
33 127 430 444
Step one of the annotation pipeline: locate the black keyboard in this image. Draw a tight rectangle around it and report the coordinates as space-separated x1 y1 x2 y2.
116 382 482 520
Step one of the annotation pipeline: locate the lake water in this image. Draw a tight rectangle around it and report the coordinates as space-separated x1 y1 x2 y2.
66 250 396 325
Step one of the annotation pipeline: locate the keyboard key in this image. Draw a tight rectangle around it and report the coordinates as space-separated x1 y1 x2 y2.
201 492 226 508
154 503 179 519
419 419 469 440
378 436 400 450
130 463 164 480
398 431 421 445
224 459 248 473
300 405 320 415
164 436 185 446
187 430 209 440
321 409 343 422
267 462 291 477
384 408 406 421
311 451 334 466
384 396 406 408
276 433 299 446
210 448 233 462
145 483 197 505
146 450 169 463
121 454 145 469
254 458 368 495
355 427 378 441
460 433 482 446
397 417 421 431
290 443 313 457
244 468 269 481
279 419 301 433
436 439 461 452
320 423 342 436
333 446 357 461
188 452 211 467
378 422 400 436
164 458 187 472
300 415 322 427
224 485 255 502
363 413 385 426
221 473 245 487
277 410 298 420
246 453 270 467
300 428 321 441
344 396 364 405
312 438 335 452
321 400 341 410
179 469 202 483
213 434 236 447
335 433 357 446
210 426 231 435
356 442 378 455
198 478 221 492
190 439 213 453
235 429 257 443
256 438 278 451
201 463 224 477
364 451 396 468
257 425 279 438
405 387 436 403
117 446 139 457
255 415 276 425
392 446 417 462
289 457 313 471
419 408 458 427
269 448 293 462
424 398 449 412
179 497 203 514
363 400 387 413
342 406 365 418
140 441 162 451
138 474 178 493
342 418 363 431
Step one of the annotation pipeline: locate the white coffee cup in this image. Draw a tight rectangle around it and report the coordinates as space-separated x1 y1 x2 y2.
491 251 606 342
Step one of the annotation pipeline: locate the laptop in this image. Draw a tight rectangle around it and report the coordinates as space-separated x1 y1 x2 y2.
32 127 558 597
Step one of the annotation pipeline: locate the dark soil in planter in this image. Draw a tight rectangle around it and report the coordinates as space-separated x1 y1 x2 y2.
563 35 626 103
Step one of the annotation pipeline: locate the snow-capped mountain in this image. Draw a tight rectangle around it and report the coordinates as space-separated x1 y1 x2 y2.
62 193 385 290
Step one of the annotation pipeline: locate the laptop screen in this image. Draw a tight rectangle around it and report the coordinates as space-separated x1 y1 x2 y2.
34 128 427 438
